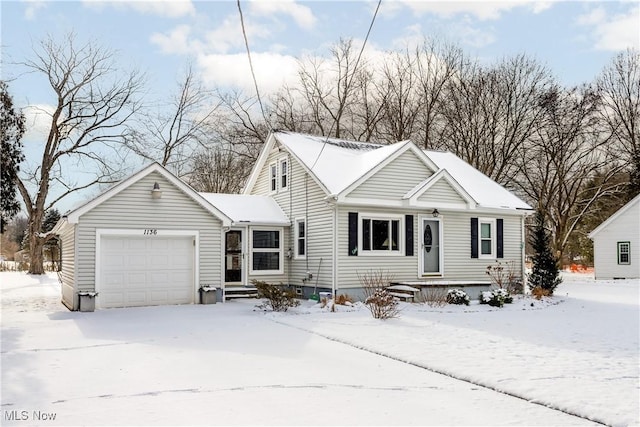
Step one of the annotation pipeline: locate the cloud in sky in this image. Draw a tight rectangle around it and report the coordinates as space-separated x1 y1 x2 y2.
577 5 640 51
197 52 299 95
21 0 47 20
81 0 195 18
22 104 54 142
249 0 316 28
395 0 552 21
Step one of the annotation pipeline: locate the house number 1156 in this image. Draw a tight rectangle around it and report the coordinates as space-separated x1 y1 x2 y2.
143 229 158 235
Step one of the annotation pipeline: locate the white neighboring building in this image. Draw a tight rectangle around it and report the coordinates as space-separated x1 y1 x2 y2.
589 194 640 280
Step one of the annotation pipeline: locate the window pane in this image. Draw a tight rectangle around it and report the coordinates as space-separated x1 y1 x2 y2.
253 230 279 249
481 240 492 255
391 220 399 251
298 221 305 238
362 219 371 251
253 252 280 270
481 223 491 238
281 161 287 188
372 220 389 250
298 239 305 256
621 253 629 263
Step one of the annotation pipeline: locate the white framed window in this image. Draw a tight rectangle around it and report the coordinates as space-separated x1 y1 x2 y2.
618 241 631 265
280 158 288 190
295 218 306 259
250 228 283 274
479 218 496 258
359 214 403 255
269 163 277 193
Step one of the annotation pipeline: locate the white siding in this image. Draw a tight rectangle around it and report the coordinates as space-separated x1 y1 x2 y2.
76 171 223 296
593 200 640 280
58 222 77 309
347 150 434 200
249 144 334 289
418 179 466 205
336 207 525 288
337 206 419 288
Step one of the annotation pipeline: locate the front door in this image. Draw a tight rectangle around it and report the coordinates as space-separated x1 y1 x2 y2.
422 219 441 275
225 230 243 284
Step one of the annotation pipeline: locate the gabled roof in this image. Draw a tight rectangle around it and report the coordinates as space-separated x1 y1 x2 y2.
199 193 290 226
588 193 640 239
403 168 477 209
245 131 531 212
244 131 437 197
63 163 232 226
424 150 532 211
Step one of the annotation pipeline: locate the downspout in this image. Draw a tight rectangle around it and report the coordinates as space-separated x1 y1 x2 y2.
521 215 527 293
332 203 338 300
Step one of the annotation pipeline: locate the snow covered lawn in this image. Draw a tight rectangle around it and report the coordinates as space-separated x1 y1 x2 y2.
1 272 638 426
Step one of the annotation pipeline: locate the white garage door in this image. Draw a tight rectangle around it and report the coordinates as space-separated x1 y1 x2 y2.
99 236 195 308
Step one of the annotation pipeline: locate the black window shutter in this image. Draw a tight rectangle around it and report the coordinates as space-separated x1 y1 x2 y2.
405 215 414 256
348 212 358 256
471 217 478 258
497 218 504 258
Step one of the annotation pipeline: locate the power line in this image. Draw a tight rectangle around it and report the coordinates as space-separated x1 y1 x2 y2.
310 0 383 171
237 0 269 127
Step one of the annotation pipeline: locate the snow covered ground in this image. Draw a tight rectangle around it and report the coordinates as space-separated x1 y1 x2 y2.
1 271 638 426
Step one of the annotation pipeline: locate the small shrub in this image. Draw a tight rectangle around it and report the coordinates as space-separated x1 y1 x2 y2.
334 293 353 305
480 288 513 308
486 260 523 294
446 288 470 306
364 288 399 319
358 269 399 319
531 286 551 300
418 287 448 307
252 280 300 312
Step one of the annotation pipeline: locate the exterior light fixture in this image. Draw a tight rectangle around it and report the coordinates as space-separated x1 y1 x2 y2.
432 208 440 218
151 182 163 199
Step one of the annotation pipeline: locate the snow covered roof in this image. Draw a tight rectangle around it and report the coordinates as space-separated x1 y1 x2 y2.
267 131 531 211
273 132 432 195
424 150 532 211
199 193 290 225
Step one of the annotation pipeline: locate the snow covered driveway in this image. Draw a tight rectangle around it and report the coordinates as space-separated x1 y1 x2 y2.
1 272 637 426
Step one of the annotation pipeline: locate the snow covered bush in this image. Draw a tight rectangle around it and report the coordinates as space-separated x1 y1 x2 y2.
357 269 399 319
364 288 399 319
252 280 300 312
480 288 513 308
486 261 523 294
446 289 470 305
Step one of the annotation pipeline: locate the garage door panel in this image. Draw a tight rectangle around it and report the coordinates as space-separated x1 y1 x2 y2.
99 236 195 309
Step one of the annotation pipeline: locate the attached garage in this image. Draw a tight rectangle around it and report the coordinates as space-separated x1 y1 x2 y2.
52 163 233 311
98 234 196 308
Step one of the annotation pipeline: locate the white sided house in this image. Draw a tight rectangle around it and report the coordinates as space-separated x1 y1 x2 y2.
588 194 640 280
54 131 532 311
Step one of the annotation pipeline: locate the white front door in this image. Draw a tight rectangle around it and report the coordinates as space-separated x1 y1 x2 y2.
421 218 442 275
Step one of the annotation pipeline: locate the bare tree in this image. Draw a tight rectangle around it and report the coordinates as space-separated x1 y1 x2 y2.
412 38 465 150
518 85 620 260
187 144 250 194
128 63 219 176
441 54 554 185
16 32 143 274
596 48 640 198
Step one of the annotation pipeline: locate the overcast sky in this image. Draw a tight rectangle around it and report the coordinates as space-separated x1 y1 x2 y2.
1 0 639 211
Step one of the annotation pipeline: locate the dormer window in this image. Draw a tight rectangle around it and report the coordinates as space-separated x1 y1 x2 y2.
270 163 277 193
280 158 288 190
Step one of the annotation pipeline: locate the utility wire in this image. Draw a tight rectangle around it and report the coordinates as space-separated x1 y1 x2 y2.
309 0 382 171
237 0 269 127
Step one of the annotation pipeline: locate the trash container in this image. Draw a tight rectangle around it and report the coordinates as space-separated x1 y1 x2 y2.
78 292 97 312
200 287 217 304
